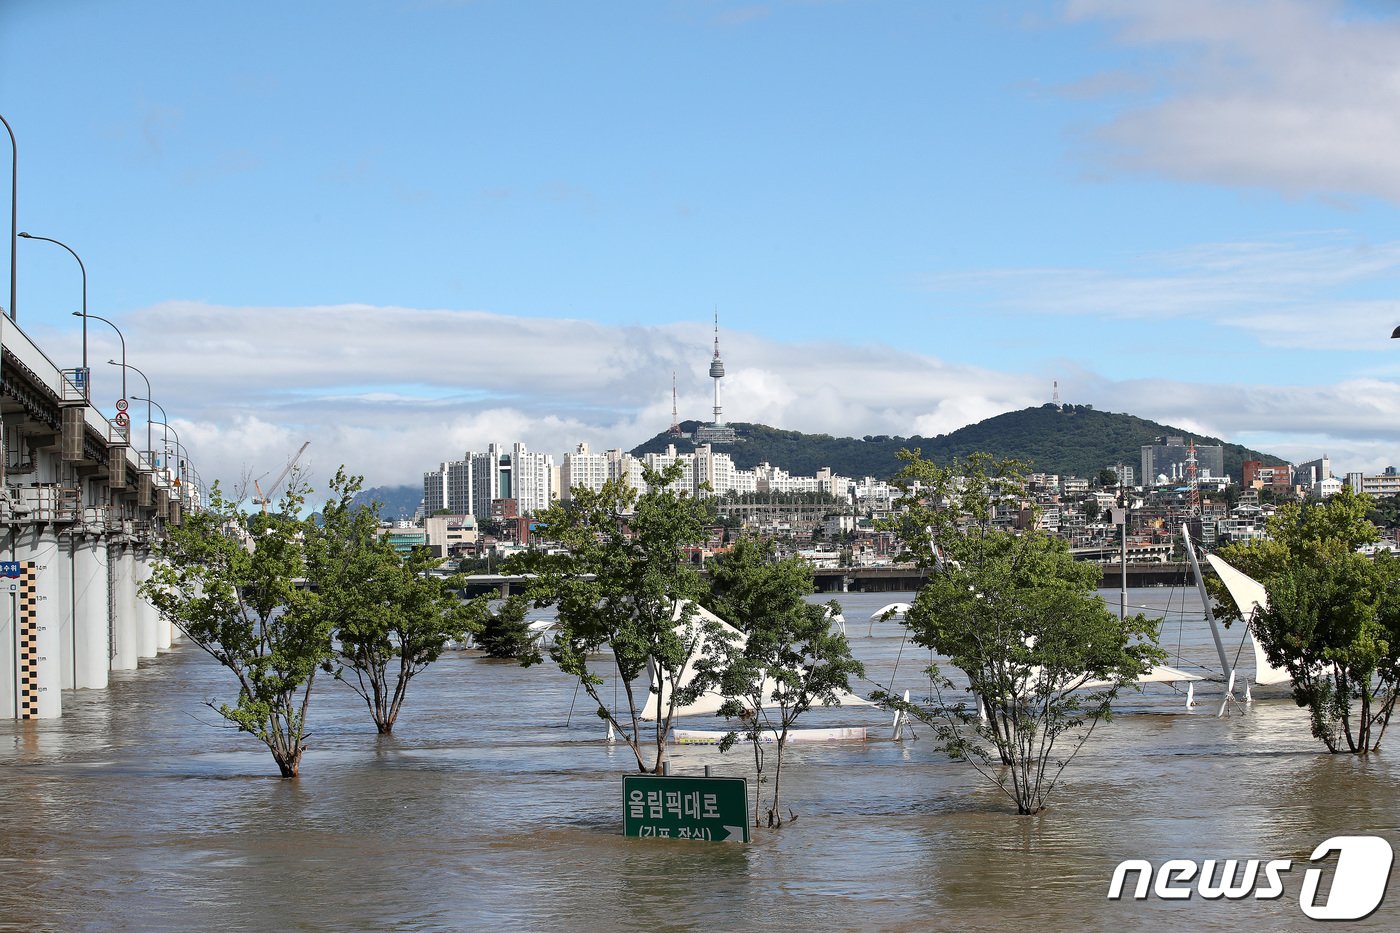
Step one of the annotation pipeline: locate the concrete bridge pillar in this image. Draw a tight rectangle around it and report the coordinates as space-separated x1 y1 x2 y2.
57 534 76 690
134 547 166 652
109 542 139 671
72 532 110 689
10 526 63 718
133 545 156 659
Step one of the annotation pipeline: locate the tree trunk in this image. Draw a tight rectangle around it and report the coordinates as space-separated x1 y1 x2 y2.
768 734 787 826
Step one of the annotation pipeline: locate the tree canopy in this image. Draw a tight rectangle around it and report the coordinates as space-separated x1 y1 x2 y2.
512 463 725 773
880 451 1163 815
310 470 484 734
1215 487 1400 754
706 536 863 826
142 479 331 778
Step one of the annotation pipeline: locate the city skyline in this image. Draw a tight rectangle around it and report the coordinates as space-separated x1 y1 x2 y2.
5 1 1400 491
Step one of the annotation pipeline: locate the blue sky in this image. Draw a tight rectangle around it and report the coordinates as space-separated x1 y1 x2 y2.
5 0 1400 488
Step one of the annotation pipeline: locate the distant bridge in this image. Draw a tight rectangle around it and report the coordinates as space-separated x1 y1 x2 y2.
811 562 1192 592
460 562 1195 599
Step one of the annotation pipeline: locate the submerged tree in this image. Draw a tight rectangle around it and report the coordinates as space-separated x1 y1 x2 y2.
512 464 727 773
1214 487 1400 754
141 479 332 778
880 451 1162 815
477 594 542 663
708 536 864 827
310 469 484 734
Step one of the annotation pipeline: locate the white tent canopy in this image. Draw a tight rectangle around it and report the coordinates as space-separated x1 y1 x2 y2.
1206 553 1291 686
639 601 874 721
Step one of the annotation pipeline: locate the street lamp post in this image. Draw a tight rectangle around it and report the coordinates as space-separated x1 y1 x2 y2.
131 395 170 472
0 112 15 322
18 231 87 394
81 312 126 405
155 426 187 492
108 360 152 457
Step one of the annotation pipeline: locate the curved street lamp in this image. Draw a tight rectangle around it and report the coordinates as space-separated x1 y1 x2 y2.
131 395 173 472
19 231 87 392
0 112 14 321
80 312 126 405
108 359 151 456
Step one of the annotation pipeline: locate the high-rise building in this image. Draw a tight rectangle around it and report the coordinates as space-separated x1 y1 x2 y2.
469 444 507 518
423 459 473 515
511 442 555 514
561 442 610 499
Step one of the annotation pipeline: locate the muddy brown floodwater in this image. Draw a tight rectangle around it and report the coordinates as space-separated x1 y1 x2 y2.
2 590 1398 931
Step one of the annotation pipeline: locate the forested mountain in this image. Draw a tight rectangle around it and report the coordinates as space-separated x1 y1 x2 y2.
630 406 1286 481
350 484 423 520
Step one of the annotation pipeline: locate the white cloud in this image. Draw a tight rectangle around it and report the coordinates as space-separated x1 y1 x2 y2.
1066 0 1400 202
924 233 1400 349
64 302 1043 491
46 298 1400 494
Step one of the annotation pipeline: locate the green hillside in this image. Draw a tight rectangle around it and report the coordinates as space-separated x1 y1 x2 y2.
630 406 1286 481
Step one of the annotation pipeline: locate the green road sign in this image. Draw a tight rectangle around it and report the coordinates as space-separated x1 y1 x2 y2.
623 774 750 843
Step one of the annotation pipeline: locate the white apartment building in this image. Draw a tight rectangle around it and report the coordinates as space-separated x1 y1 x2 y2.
511 443 555 515
608 449 646 494
423 459 474 515
853 476 899 510
459 442 555 516
642 445 695 495
424 466 448 515
693 444 737 498
469 444 506 518
561 442 610 499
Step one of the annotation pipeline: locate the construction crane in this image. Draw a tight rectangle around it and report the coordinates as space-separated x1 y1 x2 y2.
253 441 310 514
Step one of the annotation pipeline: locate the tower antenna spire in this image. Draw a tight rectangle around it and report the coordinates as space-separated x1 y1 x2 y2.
693 308 737 445
709 309 725 425
669 370 681 436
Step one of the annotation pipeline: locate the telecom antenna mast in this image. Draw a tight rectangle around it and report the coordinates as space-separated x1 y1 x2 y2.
668 371 682 436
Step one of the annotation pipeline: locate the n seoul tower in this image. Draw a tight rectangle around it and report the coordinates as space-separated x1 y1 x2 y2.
709 311 725 425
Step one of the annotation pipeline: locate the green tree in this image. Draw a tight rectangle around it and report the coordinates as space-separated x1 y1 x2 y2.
1366 492 1400 530
477 594 542 662
141 479 331 778
1097 468 1119 489
707 536 864 827
1214 487 1400 754
309 470 485 734
880 451 1163 815
512 464 726 773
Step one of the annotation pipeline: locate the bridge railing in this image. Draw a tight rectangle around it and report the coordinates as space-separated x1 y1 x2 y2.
0 316 65 396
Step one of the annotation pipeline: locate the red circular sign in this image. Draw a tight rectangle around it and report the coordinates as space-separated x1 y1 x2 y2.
115 398 128 412
114 412 130 427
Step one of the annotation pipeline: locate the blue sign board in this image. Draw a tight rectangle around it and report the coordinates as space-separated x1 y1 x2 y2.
0 562 21 578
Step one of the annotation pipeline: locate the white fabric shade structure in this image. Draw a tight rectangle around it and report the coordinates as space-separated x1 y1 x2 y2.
639 601 875 721
1073 663 1203 691
867 602 911 636
1205 553 1292 686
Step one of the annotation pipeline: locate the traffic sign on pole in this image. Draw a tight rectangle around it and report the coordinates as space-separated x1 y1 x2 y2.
115 398 128 412
623 774 749 843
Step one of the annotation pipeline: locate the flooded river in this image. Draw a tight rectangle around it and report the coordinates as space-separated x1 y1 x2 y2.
3 589 1398 931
